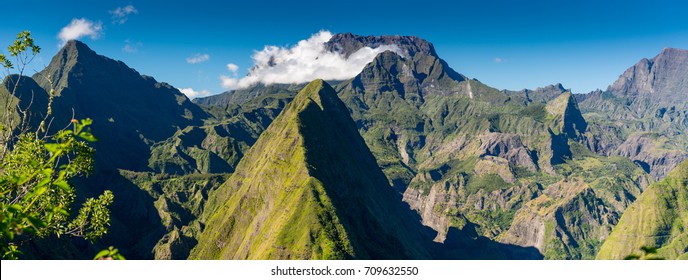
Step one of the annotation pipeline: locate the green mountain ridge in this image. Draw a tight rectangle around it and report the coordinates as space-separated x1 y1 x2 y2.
596 159 688 260
190 80 434 259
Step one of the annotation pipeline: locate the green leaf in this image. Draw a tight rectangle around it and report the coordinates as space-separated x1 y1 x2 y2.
16 174 30 185
94 249 110 260
58 130 74 137
78 132 97 142
54 180 70 191
33 186 48 197
27 216 47 228
8 204 22 213
44 143 60 153
41 168 54 177
37 177 51 187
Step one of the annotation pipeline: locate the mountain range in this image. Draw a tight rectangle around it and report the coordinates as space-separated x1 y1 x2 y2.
2 33 686 260
577 48 688 180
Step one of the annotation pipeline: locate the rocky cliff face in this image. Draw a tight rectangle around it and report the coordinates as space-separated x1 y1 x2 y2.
324 33 649 259
499 175 642 259
335 47 469 191
477 133 539 172
608 48 688 113
545 92 588 139
614 133 688 179
403 154 651 259
579 48 688 180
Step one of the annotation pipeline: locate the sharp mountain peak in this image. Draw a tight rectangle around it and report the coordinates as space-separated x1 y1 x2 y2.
61 40 96 54
37 40 144 95
292 79 340 110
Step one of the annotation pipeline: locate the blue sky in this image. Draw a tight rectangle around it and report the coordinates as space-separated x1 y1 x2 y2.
2 0 687 97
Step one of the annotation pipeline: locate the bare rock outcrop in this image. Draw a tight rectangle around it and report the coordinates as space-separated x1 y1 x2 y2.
478 133 539 172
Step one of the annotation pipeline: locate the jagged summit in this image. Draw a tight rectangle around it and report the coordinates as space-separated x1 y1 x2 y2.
195 33 460 109
344 48 466 98
513 83 569 104
539 83 567 92
578 47 688 180
325 32 438 58
607 47 688 107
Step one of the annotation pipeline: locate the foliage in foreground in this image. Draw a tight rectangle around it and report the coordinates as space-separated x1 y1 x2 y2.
0 119 114 259
0 31 114 259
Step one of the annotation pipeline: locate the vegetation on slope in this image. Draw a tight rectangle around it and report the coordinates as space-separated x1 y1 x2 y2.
597 160 688 260
191 80 434 259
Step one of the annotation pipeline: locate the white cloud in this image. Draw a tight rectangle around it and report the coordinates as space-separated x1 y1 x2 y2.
220 64 240 89
220 75 240 90
110 5 138 24
186 54 210 64
494 57 504 63
122 39 141 53
226 63 239 75
178 87 212 99
57 18 103 46
220 30 401 90
122 44 137 53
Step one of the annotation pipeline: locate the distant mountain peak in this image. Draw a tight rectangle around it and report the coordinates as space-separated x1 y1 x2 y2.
608 47 688 102
579 47 688 181
553 83 566 91
37 40 142 95
350 47 466 94
546 92 588 138
27 39 208 170
659 47 688 56
325 33 437 58
531 83 566 93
